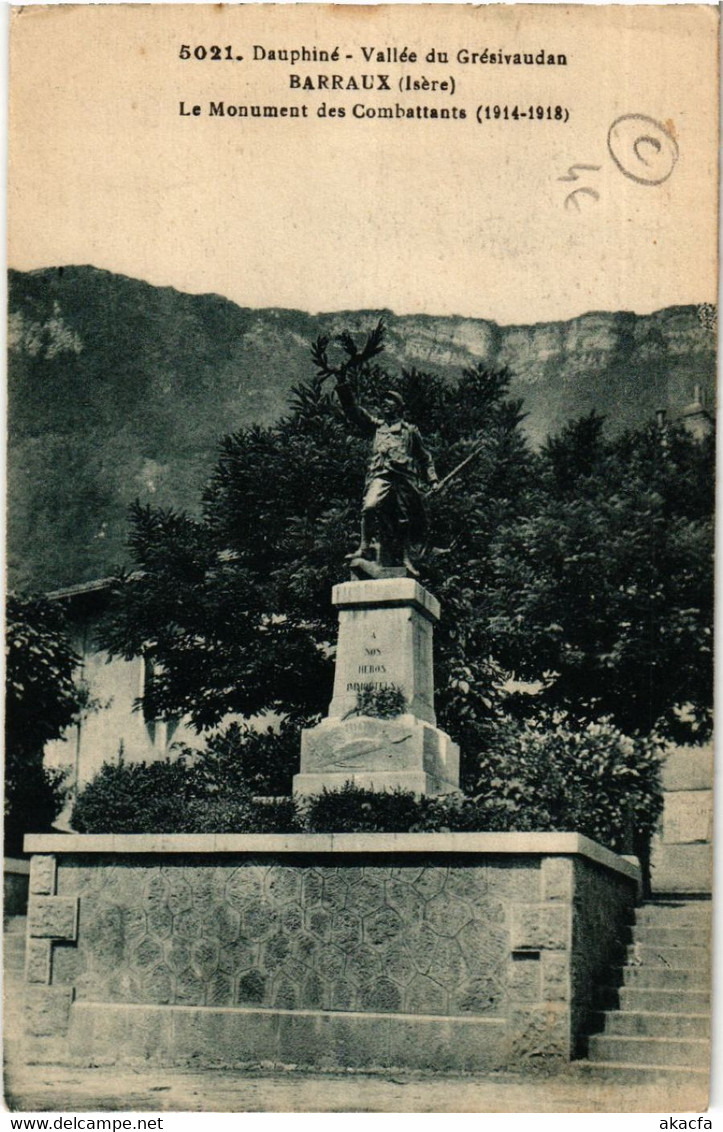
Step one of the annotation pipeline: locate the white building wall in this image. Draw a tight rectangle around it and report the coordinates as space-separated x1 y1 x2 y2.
44 650 198 791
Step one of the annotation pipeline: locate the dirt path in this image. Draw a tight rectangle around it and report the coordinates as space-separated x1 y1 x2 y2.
4 1060 709 1113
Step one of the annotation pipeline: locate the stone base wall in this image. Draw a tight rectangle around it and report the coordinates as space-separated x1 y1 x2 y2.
67 1003 507 1072
22 833 639 1071
571 857 635 1053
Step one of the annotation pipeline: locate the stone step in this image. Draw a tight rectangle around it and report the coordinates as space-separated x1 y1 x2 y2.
626 944 710 970
634 902 711 930
582 896 712 1085
617 986 711 1014
622 965 708 990
587 1034 709 1068
603 1011 709 1039
632 926 710 948
574 1060 709 1087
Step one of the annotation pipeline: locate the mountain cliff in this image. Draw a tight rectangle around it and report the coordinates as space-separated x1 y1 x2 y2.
8 266 715 590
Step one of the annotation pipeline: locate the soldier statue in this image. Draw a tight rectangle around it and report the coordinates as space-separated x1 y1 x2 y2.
336 380 439 576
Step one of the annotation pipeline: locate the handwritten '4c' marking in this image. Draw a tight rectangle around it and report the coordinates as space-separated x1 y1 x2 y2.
560 113 678 211
557 163 602 212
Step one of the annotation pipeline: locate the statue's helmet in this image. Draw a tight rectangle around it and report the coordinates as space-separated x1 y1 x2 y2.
382 390 405 411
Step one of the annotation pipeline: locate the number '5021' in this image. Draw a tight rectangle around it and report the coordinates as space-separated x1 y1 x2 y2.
179 45 239 60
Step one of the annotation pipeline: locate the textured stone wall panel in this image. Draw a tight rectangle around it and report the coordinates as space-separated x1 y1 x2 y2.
29 855 56 896
25 938 52 984
59 856 539 1018
510 904 569 951
541 858 574 903
507 955 541 1002
28 897 78 941
540 951 569 1003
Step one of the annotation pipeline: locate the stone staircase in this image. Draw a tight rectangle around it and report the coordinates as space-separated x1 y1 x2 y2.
580 899 711 1079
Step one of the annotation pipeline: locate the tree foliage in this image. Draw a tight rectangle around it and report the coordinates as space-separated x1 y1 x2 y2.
490 415 714 740
103 324 713 790
463 715 663 860
178 720 301 799
5 595 82 852
6 595 82 755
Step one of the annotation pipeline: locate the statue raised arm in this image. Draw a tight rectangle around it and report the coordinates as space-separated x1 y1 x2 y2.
336 380 438 577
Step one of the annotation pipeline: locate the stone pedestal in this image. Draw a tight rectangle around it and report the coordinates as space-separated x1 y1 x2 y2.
294 577 460 796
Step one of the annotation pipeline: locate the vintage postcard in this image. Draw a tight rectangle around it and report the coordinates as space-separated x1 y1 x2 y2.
5 2 717 1116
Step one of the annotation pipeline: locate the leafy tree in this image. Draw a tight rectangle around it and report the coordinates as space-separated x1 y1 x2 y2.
102 325 713 806
490 416 714 740
5 594 83 853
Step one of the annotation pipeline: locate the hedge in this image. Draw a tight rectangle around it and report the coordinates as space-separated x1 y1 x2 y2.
71 717 663 859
